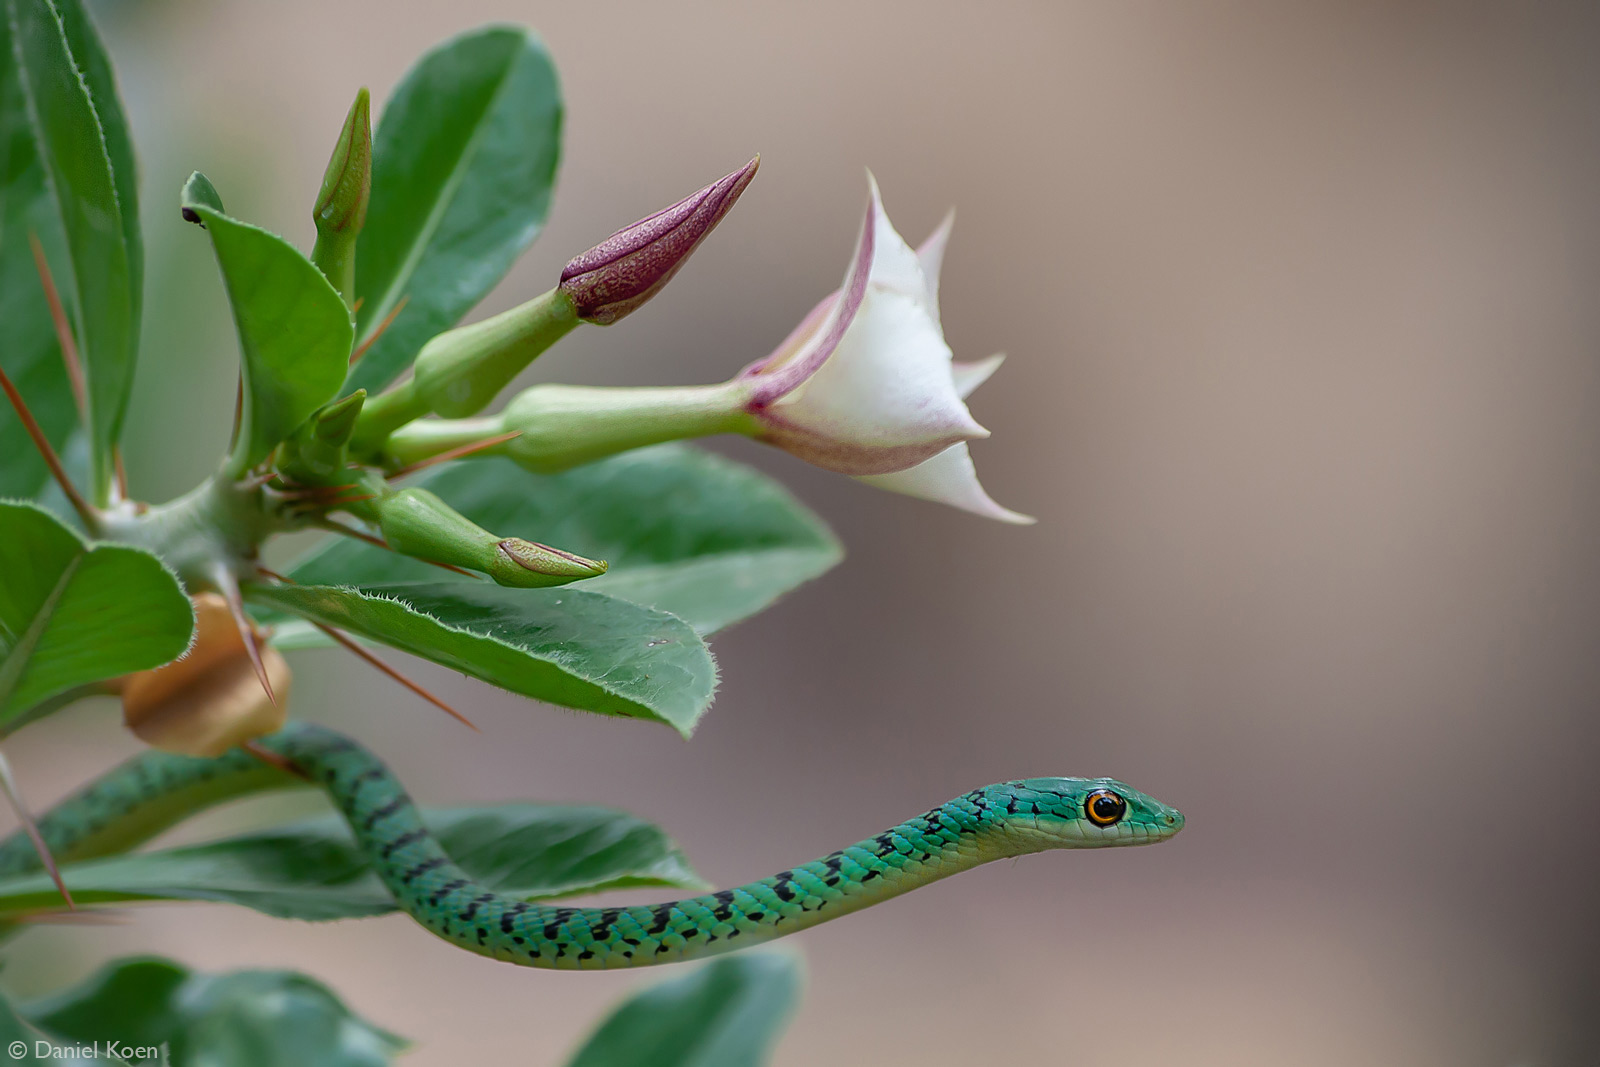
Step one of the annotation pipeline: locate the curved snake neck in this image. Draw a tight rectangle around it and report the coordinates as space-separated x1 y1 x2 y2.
0 724 1182 970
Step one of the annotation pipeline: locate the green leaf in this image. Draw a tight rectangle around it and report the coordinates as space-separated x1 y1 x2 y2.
4 0 137 504
21 957 408 1067
0 995 73 1066
0 804 705 920
50 0 140 345
348 25 562 394
181 172 353 475
0 501 192 731
0 170 77 502
566 954 803 1067
287 447 842 634
249 580 716 735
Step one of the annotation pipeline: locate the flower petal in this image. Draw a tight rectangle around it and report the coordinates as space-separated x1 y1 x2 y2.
862 172 930 304
770 284 987 451
951 353 1005 399
916 210 955 320
856 442 1035 524
743 175 991 477
746 183 876 405
736 291 836 381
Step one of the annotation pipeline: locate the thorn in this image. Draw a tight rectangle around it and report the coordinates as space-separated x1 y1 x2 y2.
256 565 478 724
242 739 311 781
291 492 375 516
241 471 282 491
0 363 97 530
0 747 74 910
273 481 359 500
29 233 86 420
214 566 277 708
389 430 523 478
350 295 407 365
112 447 129 502
313 519 480 578
316 520 388 550
314 622 479 731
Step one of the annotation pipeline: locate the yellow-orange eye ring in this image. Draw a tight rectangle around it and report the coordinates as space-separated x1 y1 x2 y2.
1084 789 1127 827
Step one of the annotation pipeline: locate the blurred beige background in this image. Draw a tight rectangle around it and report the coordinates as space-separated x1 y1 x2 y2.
5 1 1599 1063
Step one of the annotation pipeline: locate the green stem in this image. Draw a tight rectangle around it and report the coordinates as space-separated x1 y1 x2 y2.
96 474 290 591
350 379 430 457
381 415 505 469
384 382 758 474
410 287 580 418
349 289 582 459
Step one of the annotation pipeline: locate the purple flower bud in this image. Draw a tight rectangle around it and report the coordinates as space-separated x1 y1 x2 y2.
559 156 760 325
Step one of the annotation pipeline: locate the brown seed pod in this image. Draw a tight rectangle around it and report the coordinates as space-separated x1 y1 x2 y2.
122 592 289 757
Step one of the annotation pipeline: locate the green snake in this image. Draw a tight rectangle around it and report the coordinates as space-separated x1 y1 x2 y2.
0 724 1184 970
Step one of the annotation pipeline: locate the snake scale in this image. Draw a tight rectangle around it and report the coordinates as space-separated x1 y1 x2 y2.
0 724 1183 970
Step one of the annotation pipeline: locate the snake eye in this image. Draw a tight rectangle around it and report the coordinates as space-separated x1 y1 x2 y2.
1084 789 1127 827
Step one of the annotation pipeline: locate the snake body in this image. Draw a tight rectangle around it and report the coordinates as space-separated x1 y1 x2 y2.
0 724 1183 970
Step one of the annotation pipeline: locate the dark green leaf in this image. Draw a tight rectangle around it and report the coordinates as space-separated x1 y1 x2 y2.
249 580 716 735
21 957 407 1067
5 0 137 503
0 994 76 1066
0 501 192 731
566 954 803 1067
0 14 77 504
349 25 562 394
51 0 140 346
287 447 842 634
21 958 185 1051
0 168 77 501
180 172 353 474
0 804 704 920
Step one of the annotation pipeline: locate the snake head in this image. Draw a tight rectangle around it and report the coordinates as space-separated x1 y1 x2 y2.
983 777 1184 851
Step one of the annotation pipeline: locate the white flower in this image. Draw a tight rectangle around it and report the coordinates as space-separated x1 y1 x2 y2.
736 176 1033 523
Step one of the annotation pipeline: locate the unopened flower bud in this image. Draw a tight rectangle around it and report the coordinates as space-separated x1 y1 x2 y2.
122 593 289 757
376 487 603 588
559 156 759 325
489 539 608 588
311 88 372 304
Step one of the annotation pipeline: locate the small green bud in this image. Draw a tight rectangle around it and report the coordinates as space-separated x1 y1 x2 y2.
278 390 366 484
409 287 580 419
376 487 603 588
313 390 365 446
310 88 372 305
489 539 608 588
